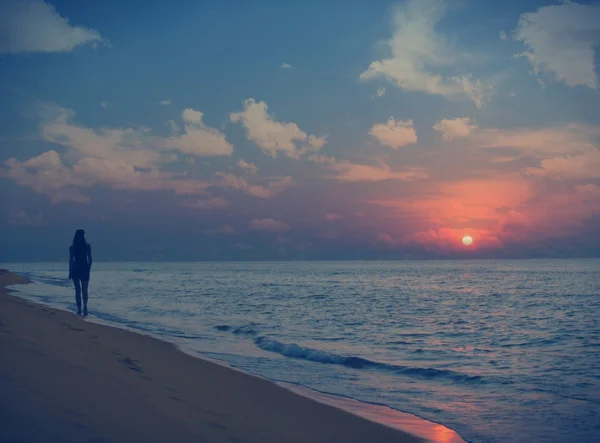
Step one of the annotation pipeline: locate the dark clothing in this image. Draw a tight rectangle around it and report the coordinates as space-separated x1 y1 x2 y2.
70 243 91 281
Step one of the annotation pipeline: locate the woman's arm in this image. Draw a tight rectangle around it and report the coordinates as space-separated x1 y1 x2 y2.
87 244 93 271
68 246 73 279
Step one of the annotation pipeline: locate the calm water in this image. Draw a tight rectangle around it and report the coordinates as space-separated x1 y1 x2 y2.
4 260 600 443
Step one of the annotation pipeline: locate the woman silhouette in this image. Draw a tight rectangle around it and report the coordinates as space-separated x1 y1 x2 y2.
68 229 93 316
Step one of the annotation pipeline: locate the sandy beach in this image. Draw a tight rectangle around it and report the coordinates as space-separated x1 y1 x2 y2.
0 270 426 443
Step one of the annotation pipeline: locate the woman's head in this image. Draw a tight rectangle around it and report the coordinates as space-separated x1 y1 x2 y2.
73 229 86 246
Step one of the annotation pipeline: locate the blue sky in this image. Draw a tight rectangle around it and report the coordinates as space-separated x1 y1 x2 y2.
1 0 599 261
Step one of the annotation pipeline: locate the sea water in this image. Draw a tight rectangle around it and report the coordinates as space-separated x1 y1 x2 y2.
3 259 599 443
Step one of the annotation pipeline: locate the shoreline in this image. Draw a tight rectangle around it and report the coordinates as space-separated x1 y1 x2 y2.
1 270 465 443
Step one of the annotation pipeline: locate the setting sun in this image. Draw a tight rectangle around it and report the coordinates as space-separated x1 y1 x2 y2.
462 236 473 246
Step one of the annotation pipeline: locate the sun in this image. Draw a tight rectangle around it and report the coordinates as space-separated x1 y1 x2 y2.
462 235 473 246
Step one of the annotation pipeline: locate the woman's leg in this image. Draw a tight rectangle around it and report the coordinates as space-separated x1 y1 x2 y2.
81 279 89 315
73 278 82 314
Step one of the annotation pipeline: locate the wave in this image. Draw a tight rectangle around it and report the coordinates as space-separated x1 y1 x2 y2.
254 337 483 383
214 324 259 336
31 275 69 287
214 324 484 383
215 323 483 383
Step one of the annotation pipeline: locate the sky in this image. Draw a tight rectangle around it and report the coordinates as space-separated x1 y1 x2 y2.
1 0 600 261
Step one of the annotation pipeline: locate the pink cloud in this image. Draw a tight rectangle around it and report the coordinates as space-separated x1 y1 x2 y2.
311 155 429 182
526 149 600 179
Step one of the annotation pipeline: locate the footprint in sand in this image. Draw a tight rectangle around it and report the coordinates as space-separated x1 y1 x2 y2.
118 356 142 372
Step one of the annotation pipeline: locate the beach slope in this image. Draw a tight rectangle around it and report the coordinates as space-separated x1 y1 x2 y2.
0 271 424 443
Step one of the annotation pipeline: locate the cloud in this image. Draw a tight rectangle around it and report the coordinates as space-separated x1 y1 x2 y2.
0 150 213 203
41 104 233 166
2 104 304 204
41 105 171 168
370 118 417 149
376 233 398 246
360 0 491 108
163 108 234 157
469 124 600 157
249 218 290 232
159 100 171 106
0 0 105 54
237 159 258 174
230 98 326 158
311 155 429 182
1 105 238 203
100 101 110 109
307 135 328 152
371 88 386 99
513 1 600 89
526 149 600 180
280 62 293 69
216 173 292 199
433 117 478 140
435 118 600 158
499 30 508 41
181 108 203 124
1 150 91 203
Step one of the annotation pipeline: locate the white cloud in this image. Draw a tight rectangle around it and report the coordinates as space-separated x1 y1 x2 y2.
249 218 291 232
237 159 258 174
41 104 230 165
0 104 240 203
370 118 417 149
360 0 491 108
100 101 110 109
433 117 478 140
230 98 326 158
513 1 600 89
307 135 328 152
181 108 203 124
280 62 293 69
500 30 508 41
159 99 172 106
0 149 215 203
0 0 105 54
41 106 167 168
164 108 233 157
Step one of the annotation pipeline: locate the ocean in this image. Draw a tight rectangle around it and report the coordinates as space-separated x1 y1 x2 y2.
3 259 600 443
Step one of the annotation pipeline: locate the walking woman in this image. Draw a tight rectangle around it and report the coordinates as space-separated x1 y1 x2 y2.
69 229 93 316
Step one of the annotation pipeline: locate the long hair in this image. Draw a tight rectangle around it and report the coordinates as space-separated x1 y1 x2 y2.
72 229 87 254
